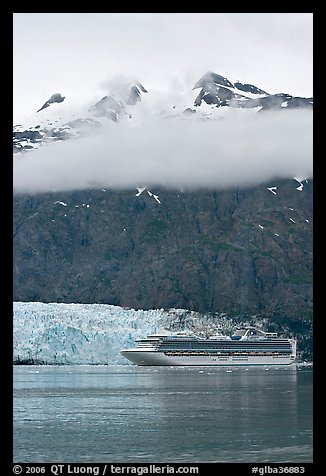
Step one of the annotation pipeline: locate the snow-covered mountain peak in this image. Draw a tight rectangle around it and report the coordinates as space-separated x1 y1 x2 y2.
13 81 148 154
36 93 66 113
13 71 313 155
124 81 148 105
193 71 235 90
193 71 269 108
100 80 148 106
191 71 313 111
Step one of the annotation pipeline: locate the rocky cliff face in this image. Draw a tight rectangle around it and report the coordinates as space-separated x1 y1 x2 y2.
13 177 312 320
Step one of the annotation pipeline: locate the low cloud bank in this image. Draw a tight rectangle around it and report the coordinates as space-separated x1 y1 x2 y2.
13 109 313 193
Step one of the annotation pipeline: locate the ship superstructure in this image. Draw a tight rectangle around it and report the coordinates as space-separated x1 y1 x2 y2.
121 327 296 366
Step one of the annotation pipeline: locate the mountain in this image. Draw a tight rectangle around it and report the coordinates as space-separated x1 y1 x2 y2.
192 71 313 110
36 93 66 113
13 71 312 154
12 71 313 359
13 81 148 154
12 179 313 358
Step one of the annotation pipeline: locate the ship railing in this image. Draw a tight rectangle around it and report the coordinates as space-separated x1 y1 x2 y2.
163 350 293 357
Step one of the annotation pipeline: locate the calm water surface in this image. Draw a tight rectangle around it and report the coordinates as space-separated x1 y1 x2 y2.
13 365 313 463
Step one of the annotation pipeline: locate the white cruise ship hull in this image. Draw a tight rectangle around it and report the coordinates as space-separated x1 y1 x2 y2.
120 349 296 366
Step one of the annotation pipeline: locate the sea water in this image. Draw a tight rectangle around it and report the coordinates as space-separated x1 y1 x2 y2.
13 365 313 463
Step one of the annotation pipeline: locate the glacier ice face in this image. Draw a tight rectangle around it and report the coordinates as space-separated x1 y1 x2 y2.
14 302 166 365
13 302 237 365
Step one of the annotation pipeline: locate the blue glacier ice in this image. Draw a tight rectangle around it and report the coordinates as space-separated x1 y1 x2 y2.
13 302 235 365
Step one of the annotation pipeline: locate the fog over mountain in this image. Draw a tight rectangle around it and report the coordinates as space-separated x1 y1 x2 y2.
13 107 312 193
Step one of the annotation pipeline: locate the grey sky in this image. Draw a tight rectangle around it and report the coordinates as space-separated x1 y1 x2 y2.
13 13 313 122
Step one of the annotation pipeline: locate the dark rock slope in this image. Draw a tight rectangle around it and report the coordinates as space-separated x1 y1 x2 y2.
13 177 312 321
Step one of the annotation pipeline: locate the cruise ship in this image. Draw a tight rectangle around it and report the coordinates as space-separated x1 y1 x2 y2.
120 327 297 366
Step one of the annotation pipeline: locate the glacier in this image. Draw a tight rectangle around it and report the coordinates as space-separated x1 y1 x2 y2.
13 302 240 365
